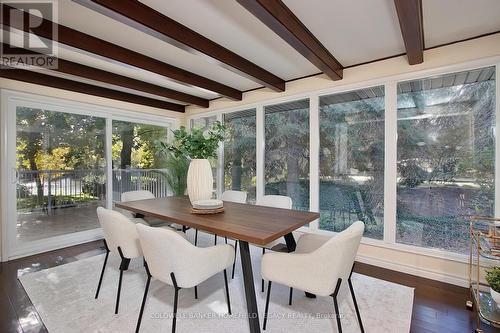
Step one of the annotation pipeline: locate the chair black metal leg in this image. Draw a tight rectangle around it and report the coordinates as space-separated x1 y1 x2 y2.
214 234 218 245
223 269 231 315
263 281 272 330
261 248 265 292
115 268 124 314
348 273 364 332
170 273 181 333
194 286 198 299
225 237 228 244
194 229 198 246
135 262 152 333
231 240 238 279
288 287 293 306
331 278 343 333
95 239 109 299
115 247 130 315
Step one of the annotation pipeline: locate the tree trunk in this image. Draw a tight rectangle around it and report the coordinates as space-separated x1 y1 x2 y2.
119 126 134 192
231 150 242 190
286 111 300 206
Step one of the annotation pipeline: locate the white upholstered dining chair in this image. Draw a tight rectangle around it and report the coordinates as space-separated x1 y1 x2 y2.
194 190 247 247
95 207 145 314
261 221 365 332
222 189 248 203
232 195 294 285
135 224 235 333
121 190 184 230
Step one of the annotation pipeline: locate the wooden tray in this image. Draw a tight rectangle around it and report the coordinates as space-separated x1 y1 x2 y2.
190 207 225 215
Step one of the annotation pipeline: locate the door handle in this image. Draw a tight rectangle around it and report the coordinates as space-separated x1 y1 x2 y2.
11 168 18 184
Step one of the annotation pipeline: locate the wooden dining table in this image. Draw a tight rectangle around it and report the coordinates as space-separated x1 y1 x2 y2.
115 196 319 333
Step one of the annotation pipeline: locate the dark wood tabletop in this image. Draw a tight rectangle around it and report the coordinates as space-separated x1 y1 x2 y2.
115 196 319 246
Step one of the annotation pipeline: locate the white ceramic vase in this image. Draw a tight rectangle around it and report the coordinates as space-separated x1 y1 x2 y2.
187 159 213 204
491 287 500 308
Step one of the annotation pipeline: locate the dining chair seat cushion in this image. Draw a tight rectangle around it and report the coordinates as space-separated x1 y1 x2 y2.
262 221 364 297
142 217 184 230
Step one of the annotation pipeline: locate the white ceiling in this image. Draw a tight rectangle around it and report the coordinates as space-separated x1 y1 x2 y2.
58 0 260 91
423 0 500 48
283 0 406 66
140 0 320 81
7 0 500 108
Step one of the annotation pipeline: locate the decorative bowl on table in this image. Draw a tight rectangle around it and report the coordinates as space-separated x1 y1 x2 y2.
191 199 224 214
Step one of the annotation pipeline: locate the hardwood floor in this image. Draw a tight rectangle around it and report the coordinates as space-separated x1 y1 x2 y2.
0 239 496 333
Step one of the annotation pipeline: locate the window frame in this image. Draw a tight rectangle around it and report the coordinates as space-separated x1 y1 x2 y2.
0 89 177 260
187 57 500 263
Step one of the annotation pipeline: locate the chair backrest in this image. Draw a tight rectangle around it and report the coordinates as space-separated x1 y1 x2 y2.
257 195 292 209
136 223 199 287
96 207 142 259
121 190 155 202
221 190 247 203
312 221 364 296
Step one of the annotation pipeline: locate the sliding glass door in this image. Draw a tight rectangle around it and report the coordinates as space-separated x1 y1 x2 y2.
15 107 106 245
3 93 175 259
112 119 171 203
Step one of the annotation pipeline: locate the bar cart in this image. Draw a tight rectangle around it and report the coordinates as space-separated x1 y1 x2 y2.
469 216 500 332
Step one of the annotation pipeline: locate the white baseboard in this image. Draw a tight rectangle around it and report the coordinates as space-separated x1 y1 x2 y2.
356 253 469 288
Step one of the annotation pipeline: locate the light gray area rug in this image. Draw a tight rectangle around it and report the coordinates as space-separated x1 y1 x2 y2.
19 232 414 333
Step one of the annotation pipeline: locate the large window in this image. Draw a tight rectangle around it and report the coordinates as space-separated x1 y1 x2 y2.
16 107 106 243
319 87 385 239
396 67 496 253
265 99 310 210
190 115 217 131
112 120 171 202
189 62 498 257
224 109 256 203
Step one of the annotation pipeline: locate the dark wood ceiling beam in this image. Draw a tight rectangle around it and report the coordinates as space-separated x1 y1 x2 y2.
0 68 185 112
394 0 424 65
74 0 286 92
237 0 343 80
1 43 208 107
56 59 208 107
1 4 242 100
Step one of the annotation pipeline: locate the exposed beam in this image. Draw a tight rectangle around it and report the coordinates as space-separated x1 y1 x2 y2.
394 0 424 65
1 4 242 100
0 68 185 112
1 43 208 107
74 0 285 92
56 59 208 107
236 0 343 80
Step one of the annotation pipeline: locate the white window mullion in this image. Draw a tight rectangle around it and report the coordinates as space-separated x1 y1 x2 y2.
384 81 398 244
217 113 224 199
105 115 113 209
256 105 265 203
105 117 113 209
309 95 320 229
495 63 500 215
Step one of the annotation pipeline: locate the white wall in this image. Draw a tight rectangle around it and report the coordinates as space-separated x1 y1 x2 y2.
186 33 500 287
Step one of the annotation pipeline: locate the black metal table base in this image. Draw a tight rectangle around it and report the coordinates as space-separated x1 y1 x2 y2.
239 241 261 333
